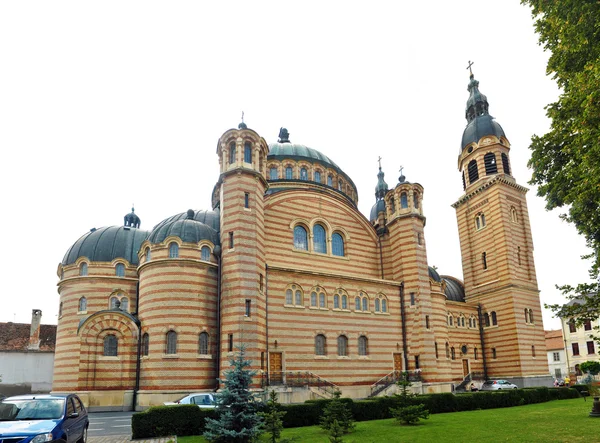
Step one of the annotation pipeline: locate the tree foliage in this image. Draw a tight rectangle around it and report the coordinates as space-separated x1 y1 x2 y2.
580 361 600 376
522 0 600 321
258 390 286 443
320 391 355 435
203 347 263 443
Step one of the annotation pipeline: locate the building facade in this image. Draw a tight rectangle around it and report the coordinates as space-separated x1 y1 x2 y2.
53 73 551 410
545 329 568 381
560 300 600 379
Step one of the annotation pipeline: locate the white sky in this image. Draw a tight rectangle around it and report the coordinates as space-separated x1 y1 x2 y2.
0 1 593 330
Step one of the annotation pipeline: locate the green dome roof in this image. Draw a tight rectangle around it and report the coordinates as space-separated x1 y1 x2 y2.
149 209 220 245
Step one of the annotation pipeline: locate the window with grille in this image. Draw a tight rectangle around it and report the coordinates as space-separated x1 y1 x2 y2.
484 152 498 174
337 335 348 356
286 166 293 179
270 167 278 180
333 294 340 309
362 296 368 312
166 331 177 355
355 297 361 311
314 171 321 183
313 224 327 253
300 168 308 180
199 332 209 355
103 335 118 356
311 291 317 307
358 336 368 356
332 233 344 256
468 160 479 183
382 298 387 312
501 153 510 175
342 294 348 309
315 334 326 355
375 298 380 312
78 297 87 312
120 297 128 312
142 333 149 356
553 352 560 362
110 296 119 309
293 226 308 250
319 292 325 308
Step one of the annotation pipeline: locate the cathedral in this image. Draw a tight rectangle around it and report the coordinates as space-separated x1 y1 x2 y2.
53 72 551 410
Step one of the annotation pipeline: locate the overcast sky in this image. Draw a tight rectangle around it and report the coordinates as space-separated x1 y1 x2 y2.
0 1 593 330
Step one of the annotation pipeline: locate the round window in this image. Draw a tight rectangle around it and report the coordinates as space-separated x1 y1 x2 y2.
467 146 473 153
461 345 468 354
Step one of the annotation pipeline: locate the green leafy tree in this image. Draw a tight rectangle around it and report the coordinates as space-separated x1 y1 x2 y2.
521 0 600 328
258 390 286 443
203 347 263 443
580 361 600 376
320 391 355 435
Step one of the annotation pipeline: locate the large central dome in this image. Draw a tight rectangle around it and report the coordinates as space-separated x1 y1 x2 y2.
268 142 343 172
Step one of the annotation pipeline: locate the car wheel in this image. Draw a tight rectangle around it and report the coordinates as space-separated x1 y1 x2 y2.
78 426 88 443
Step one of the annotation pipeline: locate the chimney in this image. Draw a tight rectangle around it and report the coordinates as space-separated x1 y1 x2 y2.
28 309 42 350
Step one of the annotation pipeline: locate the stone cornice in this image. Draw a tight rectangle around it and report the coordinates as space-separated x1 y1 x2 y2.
452 175 529 208
268 265 402 287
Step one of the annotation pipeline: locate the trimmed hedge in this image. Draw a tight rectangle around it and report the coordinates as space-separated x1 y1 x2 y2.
131 387 581 437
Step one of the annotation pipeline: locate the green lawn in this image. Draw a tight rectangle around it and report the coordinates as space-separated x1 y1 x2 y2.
179 398 599 443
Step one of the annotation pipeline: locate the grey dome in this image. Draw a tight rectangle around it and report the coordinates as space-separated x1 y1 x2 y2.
370 199 386 222
62 226 149 266
148 217 220 245
152 209 220 233
461 115 505 151
441 275 465 302
428 266 442 282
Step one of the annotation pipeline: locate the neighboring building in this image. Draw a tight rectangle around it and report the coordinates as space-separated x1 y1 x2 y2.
53 72 551 411
545 330 567 380
0 309 56 396
560 298 600 378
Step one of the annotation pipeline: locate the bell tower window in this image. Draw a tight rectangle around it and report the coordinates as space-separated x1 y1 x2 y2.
501 153 510 175
484 152 498 175
243 142 252 163
468 160 479 184
229 142 236 165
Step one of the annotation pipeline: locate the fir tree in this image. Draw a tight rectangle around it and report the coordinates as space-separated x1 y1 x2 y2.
258 390 286 443
203 346 263 443
320 391 355 435
327 420 344 443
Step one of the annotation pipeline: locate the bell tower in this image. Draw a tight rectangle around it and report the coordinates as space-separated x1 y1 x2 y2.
452 69 550 385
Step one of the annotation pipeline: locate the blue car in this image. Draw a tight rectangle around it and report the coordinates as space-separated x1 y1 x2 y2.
0 394 89 443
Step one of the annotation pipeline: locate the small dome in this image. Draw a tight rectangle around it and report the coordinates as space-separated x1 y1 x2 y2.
152 209 220 234
441 275 465 302
461 115 505 151
370 199 386 223
148 217 220 245
124 207 141 228
428 266 442 282
62 226 150 266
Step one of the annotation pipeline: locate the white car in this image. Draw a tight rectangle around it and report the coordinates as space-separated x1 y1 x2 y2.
480 380 518 390
163 393 216 408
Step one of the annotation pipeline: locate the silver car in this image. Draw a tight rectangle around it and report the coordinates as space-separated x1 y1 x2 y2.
480 379 518 390
163 393 216 408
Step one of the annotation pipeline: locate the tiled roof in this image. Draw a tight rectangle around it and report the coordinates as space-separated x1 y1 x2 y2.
0 322 56 352
545 329 564 351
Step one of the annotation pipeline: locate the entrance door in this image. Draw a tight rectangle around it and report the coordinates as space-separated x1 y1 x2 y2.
269 352 283 384
393 353 402 375
462 359 470 378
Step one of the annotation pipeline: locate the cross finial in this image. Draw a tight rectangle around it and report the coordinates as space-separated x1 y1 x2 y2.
378 156 382 169
467 60 474 76
241 111 244 123
399 165 404 175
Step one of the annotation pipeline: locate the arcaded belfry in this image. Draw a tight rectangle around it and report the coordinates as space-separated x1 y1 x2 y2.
53 73 551 411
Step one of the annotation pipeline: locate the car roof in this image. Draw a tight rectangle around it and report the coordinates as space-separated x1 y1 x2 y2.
4 394 71 401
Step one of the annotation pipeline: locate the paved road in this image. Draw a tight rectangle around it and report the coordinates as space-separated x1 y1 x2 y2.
88 411 134 437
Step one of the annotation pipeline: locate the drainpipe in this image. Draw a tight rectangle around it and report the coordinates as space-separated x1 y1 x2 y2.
131 280 141 412
265 264 269 387
399 282 409 370
215 248 222 390
477 304 488 380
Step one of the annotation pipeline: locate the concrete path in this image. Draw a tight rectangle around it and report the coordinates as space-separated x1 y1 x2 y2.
89 436 177 443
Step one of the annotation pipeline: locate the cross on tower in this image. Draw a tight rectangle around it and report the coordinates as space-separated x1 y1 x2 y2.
378 156 382 169
399 165 404 176
241 111 244 123
467 60 474 76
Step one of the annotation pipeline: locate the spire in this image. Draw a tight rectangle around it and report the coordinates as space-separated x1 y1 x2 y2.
124 206 141 228
398 165 407 184
375 156 388 200
238 111 247 129
465 62 489 122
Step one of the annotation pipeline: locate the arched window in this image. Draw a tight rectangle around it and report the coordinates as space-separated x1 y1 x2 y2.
293 226 308 250
79 262 88 276
270 167 278 180
311 291 317 307
451 347 456 360
341 294 348 309
448 314 453 326
338 179 343 191
332 233 344 256
319 291 326 308
375 298 380 312
285 289 293 305
517 246 522 265
244 142 252 163
142 333 149 356
362 297 368 312
169 243 179 258
381 298 387 312
315 334 326 355
199 332 209 355
295 288 302 306
491 311 497 326
201 246 210 261
337 335 348 356
103 335 118 357
355 296 361 311
285 166 293 179
120 297 129 312
314 171 321 183
532 345 536 357
524 308 529 323
78 297 87 312
333 294 340 309
389 195 396 214
229 142 236 164
445 342 450 359
475 213 486 230
501 153 510 175
484 312 490 327
528 309 534 324
313 224 327 254
115 263 125 277
110 296 119 309
413 192 419 209
400 192 408 208
468 160 479 183
166 331 177 354
482 252 487 270
484 152 498 174
358 336 368 356
327 175 333 186
145 247 151 262
300 167 308 180
59 302 63 318
510 206 518 223
474 347 478 360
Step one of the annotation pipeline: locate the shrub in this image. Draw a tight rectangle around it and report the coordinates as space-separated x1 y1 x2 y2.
280 403 322 428
390 404 429 425
131 405 216 439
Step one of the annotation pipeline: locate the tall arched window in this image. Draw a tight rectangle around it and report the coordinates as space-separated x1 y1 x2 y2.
462 171 466 191
295 288 302 306
142 333 149 356
315 334 326 355
451 347 456 360
332 233 344 256
199 332 209 355
115 263 125 277
468 160 479 183
491 311 497 326
229 142 236 164
358 336 368 356
319 291 326 308
381 298 387 312
528 309 534 324
338 179 343 191
300 167 308 180
78 297 87 312
400 192 408 208
314 171 321 183
244 142 252 163
484 152 498 174
166 331 177 354
337 335 348 356
342 294 348 309
362 297 368 312
413 192 419 209
110 296 119 309
169 243 179 258
389 195 396 214
333 294 340 309
510 206 518 223
270 167 278 180
79 262 88 276
445 342 450 359
311 291 317 307
285 166 293 179
524 308 529 323
201 246 210 261
375 298 380 312
475 213 486 230
59 302 63 318
313 224 327 254
327 175 333 186
355 296 361 311
501 153 510 175
146 247 151 262
104 335 118 356
286 289 293 305
482 252 487 270
484 313 490 327
293 226 308 250
120 297 129 312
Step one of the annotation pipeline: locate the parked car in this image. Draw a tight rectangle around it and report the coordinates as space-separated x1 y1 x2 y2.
0 394 89 443
480 380 518 390
163 393 216 408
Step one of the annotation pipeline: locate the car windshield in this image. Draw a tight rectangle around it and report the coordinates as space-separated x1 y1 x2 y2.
0 399 65 421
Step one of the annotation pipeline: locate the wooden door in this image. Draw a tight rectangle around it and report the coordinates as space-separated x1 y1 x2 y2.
462 359 470 378
393 353 402 375
269 352 283 384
